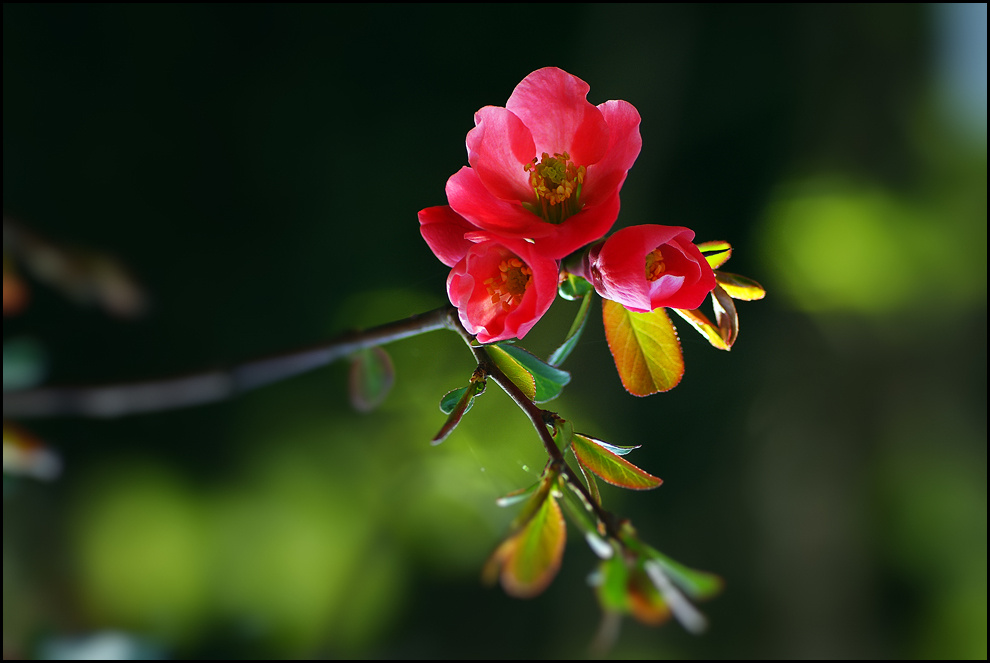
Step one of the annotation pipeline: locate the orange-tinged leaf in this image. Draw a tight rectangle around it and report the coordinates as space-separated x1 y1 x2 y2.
671 307 731 351
628 567 672 626
572 434 662 490
489 495 566 599
602 300 684 396
715 271 766 300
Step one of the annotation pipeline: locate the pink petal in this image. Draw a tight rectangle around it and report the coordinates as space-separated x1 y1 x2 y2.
446 167 553 240
583 100 643 207
531 190 621 260
418 205 478 267
466 106 535 202
506 67 609 167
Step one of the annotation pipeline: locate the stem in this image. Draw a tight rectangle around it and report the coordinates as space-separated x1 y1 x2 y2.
445 322 563 463
3 307 459 419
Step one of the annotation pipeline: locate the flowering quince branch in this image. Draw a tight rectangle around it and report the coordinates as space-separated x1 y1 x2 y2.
3 67 765 651
417 67 765 641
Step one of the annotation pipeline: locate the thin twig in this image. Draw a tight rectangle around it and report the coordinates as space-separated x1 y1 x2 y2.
3 307 458 419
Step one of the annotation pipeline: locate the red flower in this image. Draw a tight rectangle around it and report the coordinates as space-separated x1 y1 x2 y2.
420 206 558 343
444 67 641 260
584 225 717 312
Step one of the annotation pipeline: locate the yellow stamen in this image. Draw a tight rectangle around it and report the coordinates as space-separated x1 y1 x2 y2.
523 152 586 225
483 257 532 311
645 247 666 281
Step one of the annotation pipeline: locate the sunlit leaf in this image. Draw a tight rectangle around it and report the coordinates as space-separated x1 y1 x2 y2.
494 494 566 598
432 378 486 445
696 240 732 269
711 285 739 348
486 344 537 401
715 271 767 301
548 288 594 367
602 300 684 396
493 343 570 402
572 434 662 490
670 307 731 351
575 433 640 456
348 347 395 413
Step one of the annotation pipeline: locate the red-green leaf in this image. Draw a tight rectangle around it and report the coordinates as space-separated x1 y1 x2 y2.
348 347 395 413
602 300 684 396
432 378 486 445
485 494 566 599
572 433 662 490
715 270 766 301
696 240 732 269
486 344 537 401
670 307 731 351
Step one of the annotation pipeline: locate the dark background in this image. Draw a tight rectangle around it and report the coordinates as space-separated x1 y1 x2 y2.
4 4 986 659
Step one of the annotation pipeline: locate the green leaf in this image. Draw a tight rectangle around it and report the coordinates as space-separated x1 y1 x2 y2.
432 378 486 445
572 434 662 490
551 417 574 454
548 288 594 367
602 300 684 396
486 344 537 401
348 347 395 413
558 273 594 301
491 343 570 403
715 270 766 301
494 493 566 599
696 240 732 269
594 554 631 613
575 433 640 456
671 307 731 351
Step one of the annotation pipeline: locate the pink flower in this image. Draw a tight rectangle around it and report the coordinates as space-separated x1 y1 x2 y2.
420 206 558 343
445 67 642 260
583 225 717 312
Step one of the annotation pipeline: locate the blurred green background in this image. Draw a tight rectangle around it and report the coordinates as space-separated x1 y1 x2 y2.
3 4 985 659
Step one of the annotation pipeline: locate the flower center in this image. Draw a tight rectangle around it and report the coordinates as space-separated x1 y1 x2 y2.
645 247 666 281
484 257 532 311
523 152 586 225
